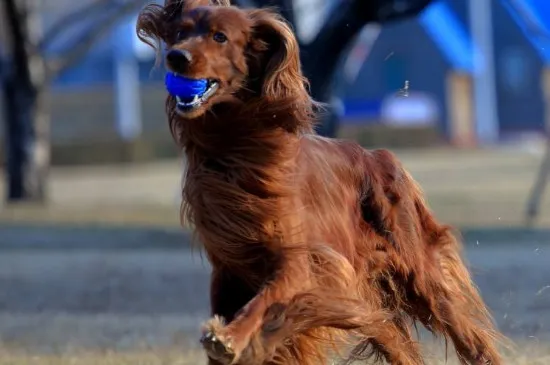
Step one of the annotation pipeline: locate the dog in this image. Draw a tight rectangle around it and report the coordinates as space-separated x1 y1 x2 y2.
137 1 505 364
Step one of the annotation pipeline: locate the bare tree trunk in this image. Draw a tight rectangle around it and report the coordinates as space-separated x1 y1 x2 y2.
2 0 45 202
2 72 34 200
2 83 49 202
2 0 49 203
2 0 144 203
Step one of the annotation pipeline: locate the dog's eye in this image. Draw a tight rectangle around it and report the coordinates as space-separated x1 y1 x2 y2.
213 32 227 43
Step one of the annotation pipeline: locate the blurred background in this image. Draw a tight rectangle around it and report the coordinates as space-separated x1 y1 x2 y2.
0 0 550 363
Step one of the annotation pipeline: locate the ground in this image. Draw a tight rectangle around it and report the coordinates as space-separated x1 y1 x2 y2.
1 146 550 363
0 345 548 365
0 231 549 363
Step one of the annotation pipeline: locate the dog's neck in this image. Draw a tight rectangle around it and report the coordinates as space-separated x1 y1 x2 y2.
174 100 305 272
171 98 313 172
179 99 304 193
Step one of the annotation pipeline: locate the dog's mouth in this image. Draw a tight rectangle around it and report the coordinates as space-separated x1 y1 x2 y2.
175 79 219 111
165 72 219 113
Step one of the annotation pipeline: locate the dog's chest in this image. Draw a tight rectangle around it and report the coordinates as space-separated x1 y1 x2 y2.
185 170 280 235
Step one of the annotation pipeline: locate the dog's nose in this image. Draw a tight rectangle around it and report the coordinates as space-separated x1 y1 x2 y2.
166 49 192 71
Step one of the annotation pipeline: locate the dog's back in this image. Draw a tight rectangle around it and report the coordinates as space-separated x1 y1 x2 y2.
286 134 506 365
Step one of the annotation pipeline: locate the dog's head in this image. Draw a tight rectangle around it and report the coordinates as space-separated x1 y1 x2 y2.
137 0 310 120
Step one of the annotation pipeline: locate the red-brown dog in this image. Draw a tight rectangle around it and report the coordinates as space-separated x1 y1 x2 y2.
137 1 505 364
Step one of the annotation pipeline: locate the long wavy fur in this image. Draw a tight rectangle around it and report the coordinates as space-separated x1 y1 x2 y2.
137 1 507 364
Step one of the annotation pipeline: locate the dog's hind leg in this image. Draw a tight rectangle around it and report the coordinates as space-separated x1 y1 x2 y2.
412 243 504 365
343 316 424 365
436 246 503 364
434 298 501 365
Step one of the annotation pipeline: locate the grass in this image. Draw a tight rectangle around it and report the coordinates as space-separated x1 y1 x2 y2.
0 342 548 365
0 348 205 365
0 202 180 228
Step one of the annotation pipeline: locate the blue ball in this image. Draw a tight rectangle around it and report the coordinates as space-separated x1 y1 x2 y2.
165 72 208 98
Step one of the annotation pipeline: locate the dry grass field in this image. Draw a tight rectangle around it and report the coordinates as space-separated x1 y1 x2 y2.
0 342 547 365
0 246 546 364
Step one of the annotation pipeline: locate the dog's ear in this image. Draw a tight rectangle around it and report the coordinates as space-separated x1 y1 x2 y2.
247 9 308 100
136 2 177 66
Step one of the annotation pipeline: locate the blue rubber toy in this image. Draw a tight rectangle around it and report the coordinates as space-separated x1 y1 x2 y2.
165 72 208 99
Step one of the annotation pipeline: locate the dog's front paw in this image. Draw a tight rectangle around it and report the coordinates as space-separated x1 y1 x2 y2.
200 316 238 364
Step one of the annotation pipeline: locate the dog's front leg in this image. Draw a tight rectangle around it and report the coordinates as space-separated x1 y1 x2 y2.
201 258 308 365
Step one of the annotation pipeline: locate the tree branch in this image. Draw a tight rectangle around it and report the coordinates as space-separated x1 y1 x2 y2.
308 0 433 54
302 0 433 100
299 0 364 99
373 0 433 24
45 0 145 79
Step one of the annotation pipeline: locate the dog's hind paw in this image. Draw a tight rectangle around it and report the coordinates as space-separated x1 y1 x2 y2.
200 316 237 364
